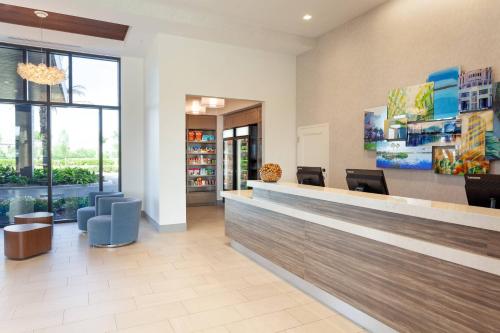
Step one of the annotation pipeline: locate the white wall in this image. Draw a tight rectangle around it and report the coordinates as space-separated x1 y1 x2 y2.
121 56 145 203
143 37 161 222
149 34 296 229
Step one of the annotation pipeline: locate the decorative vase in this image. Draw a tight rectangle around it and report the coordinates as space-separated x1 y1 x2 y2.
259 163 282 183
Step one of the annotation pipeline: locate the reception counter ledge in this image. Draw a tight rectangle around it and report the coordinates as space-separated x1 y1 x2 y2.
221 181 500 333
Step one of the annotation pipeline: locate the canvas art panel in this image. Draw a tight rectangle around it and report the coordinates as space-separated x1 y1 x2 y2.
459 110 494 161
486 132 500 160
427 67 460 120
364 106 387 151
488 83 500 160
387 83 434 121
384 116 407 141
433 146 489 175
376 140 432 170
459 67 493 112
407 119 461 146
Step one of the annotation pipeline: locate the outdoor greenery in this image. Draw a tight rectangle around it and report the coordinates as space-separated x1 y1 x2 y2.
0 166 98 186
0 196 89 223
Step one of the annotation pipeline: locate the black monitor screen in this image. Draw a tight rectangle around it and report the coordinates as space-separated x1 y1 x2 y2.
464 174 500 209
297 167 325 187
346 169 389 195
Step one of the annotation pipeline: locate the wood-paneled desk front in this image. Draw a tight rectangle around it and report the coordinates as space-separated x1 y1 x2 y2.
222 181 500 333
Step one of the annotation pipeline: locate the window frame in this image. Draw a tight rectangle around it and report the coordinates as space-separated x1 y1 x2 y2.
0 42 121 223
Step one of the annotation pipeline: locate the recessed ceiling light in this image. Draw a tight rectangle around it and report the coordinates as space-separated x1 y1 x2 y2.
303 14 312 21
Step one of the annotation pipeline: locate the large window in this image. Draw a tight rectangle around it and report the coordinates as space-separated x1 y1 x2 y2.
0 43 120 225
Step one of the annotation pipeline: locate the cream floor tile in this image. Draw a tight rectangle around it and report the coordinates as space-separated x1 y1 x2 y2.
115 301 188 330
182 290 247 313
225 310 301 333
90 284 153 304
12 293 89 319
237 282 288 301
243 272 282 286
0 207 360 333
64 298 136 323
34 315 117 333
234 294 300 319
286 314 365 333
150 276 209 293
134 287 198 308
0 277 68 295
0 289 45 307
201 326 230 333
115 319 174 333
285 302 336 324
169 306 243 332
0 311 63 333
287 291 316 305
192 279 253 297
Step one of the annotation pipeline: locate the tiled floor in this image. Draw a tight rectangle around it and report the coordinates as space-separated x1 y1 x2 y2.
0 206 365 333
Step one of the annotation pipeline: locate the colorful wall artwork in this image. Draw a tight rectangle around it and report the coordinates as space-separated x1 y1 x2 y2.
459 110 494 160
407 119 461 147
387 83 434 121
367 66 497 176
427 67 460 120
486 132 500 160
376 141 432 170
459 67 493 112
433 146 490 175
489 83 500 160
364 106 387 151
384 117 407 140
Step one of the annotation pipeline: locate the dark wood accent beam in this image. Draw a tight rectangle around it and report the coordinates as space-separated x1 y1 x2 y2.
0 3 129 41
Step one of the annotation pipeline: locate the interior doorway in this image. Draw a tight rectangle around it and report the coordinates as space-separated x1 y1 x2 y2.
185 95 262 207
297 123 330 186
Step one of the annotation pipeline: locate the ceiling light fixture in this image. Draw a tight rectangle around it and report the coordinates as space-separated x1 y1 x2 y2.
303 14 312 21
201 97 225 109
17 10 66 86
190 100 206 114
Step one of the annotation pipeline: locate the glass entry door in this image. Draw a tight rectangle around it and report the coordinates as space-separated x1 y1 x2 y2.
223 139 234 191
236 137 249 190
51 107 99 221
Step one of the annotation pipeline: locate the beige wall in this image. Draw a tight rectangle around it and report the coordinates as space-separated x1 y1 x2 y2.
297 0 500 204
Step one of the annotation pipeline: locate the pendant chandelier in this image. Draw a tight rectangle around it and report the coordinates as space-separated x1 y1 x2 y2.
17 10 66 86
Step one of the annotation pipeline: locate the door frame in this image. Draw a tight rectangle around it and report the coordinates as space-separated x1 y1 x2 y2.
297 123 330 186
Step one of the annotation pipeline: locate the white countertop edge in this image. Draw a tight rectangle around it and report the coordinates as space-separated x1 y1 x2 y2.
247 181 500 232
222 191 500 277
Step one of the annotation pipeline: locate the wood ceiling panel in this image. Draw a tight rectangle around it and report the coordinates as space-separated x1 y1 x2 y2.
0 3 129 41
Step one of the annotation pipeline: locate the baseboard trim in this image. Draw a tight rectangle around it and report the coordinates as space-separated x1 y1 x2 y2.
230 240 396 333
142 211 187 233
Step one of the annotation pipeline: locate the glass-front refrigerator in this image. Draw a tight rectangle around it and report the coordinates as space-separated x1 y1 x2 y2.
223 125 260 191
223 129 234 191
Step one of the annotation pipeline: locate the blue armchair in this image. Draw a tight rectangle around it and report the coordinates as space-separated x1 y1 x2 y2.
77 192 123 232
87 197 142 247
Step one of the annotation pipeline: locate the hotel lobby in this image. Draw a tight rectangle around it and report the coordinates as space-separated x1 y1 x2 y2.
0 0 500 332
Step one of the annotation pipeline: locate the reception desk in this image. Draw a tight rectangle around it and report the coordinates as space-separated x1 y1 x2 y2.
221 180 500 333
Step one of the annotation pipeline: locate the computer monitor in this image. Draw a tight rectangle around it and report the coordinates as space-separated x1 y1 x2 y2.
297 166 325 187
464 174 500 209
346 169 389 195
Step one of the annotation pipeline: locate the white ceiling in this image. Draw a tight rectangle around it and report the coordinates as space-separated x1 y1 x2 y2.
0 0 388 56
